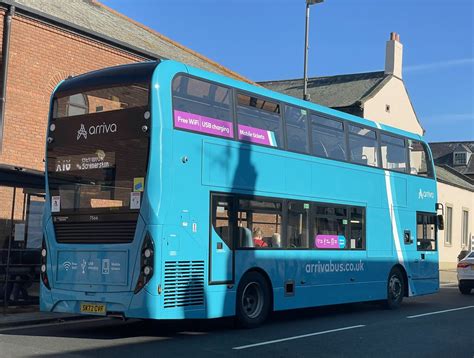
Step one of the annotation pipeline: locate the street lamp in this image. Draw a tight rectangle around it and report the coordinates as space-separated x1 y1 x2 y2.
303 0 324 101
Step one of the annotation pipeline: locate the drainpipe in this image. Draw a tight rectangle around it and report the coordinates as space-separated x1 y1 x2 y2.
0 5 15 153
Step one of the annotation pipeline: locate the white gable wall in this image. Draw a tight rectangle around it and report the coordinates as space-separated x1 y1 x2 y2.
362 77 423 135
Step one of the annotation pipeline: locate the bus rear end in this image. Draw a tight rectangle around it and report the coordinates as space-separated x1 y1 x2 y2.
41 62 159 318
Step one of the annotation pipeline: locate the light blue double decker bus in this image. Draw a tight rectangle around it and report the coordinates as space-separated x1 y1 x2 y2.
41 60 441 327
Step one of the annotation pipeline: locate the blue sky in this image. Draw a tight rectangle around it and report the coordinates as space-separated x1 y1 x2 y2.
102 0 473 142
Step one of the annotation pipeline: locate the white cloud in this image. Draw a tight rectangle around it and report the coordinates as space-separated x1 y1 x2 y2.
405 58 474 72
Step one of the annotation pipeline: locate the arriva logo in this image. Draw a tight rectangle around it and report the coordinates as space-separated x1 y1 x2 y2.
418 189 434 200
77 124 87 140
76 122 117 140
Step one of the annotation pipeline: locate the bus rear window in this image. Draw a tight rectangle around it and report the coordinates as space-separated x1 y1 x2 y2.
53 84 149 118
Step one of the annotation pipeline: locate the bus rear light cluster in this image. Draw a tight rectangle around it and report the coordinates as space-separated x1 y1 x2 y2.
41 238 51 290
134 233 154 293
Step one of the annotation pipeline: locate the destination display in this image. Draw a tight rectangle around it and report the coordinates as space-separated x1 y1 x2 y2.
54 151 115 173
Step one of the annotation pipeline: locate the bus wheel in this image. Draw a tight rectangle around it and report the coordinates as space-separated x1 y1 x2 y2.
236 271 271 328
386 267 404 309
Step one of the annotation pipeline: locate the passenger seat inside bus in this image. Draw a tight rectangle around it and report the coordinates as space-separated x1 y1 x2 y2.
271 233 281 248
238 227 253 248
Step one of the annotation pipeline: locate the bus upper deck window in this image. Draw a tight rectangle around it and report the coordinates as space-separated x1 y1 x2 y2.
311 115 346 161
381 134 407 173
285 105 309 154
408 140 433 177
348 125 379 167
236 93 283 148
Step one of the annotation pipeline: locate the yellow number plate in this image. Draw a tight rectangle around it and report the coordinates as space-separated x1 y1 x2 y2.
80 302 106 316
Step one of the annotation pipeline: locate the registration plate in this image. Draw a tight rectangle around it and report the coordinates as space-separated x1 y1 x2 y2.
80 302 106 316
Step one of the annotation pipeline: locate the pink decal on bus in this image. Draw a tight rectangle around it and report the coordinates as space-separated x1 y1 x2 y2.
174 110 233 138
237 124 277 147
315 235 346 249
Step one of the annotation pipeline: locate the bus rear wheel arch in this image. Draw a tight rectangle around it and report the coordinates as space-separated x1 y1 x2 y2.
235 270 273 328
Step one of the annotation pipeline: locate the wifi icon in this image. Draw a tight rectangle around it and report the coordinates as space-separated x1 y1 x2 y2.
63 261 72 271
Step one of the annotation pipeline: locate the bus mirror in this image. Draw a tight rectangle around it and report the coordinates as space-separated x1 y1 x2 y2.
437 215 444 231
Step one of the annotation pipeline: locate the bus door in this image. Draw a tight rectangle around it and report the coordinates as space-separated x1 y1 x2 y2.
209 194 234 284
404 212 437 281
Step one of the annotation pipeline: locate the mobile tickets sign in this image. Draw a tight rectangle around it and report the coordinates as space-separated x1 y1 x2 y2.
237 124 277 147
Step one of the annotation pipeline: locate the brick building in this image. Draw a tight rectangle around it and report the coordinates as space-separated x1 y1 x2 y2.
0 0 248 311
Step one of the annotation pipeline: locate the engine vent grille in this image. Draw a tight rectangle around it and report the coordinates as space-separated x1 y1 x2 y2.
163 261 205 308
54 221 136 244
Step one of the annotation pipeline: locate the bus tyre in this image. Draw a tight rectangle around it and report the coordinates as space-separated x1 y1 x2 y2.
236 271 271 328
459 285 471 295
386 267 404 309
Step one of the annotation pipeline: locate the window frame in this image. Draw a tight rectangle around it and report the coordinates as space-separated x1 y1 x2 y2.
461 208 469 248
379 132 409 173
312 202 366 251
416 211 438 252
235 89 284 149
210 191 366 251
171 74 235 141
310 112 347 161
445 204 453 246
407 139 434 178
283 103 311 154
347 123 380 167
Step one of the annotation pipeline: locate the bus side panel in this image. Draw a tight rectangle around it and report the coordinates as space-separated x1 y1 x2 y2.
234 250 390 312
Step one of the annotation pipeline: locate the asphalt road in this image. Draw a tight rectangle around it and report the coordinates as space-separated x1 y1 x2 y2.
0 286 472 358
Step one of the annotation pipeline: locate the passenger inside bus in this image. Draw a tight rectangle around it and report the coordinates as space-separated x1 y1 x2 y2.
252 227 268 247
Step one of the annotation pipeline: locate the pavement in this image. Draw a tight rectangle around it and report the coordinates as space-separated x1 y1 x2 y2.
0 311 84 329
0 269 460 329
439 269 458 285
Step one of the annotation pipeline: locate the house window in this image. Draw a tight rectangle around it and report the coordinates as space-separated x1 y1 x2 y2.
462 209 469 249
453 152 467 166
445 206 453 246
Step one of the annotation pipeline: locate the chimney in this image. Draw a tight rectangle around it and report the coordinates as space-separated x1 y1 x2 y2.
385 32 403 79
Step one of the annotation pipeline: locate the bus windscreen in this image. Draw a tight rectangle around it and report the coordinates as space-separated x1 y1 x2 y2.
47 85 150 215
